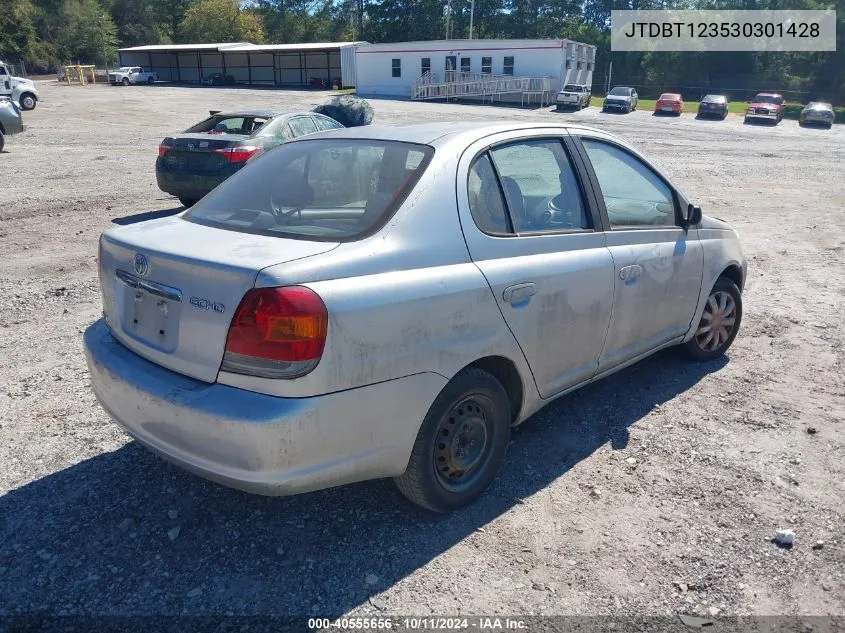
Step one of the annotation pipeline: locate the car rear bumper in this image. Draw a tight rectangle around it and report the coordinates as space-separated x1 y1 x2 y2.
155 162 240 199
83 319 445 496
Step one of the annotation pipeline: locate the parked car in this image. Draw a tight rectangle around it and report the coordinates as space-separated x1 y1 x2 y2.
85 122 747 513
0 60 39 110
799 102 834 129
109 66 159 86
156 109 344 207
0 96 24 152
204 73 236 86
744 93 785 124
697 94 729 119
555 84 591 110
654 93 683 116
602 87 638 113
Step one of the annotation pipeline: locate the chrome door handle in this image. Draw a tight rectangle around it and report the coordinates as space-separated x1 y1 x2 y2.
503 283 536 304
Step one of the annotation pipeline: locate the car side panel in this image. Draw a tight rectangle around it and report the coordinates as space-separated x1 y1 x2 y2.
682 225 746 343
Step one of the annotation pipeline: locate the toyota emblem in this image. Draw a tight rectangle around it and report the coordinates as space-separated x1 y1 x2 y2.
133 253 149 277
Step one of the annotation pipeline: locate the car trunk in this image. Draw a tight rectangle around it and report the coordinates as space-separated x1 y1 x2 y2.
99 215 338 382
162 134 250 174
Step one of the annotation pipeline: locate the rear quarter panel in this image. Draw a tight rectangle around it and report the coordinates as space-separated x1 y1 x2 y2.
218 148 535 410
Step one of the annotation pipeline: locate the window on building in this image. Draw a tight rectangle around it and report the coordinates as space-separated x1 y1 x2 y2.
577 61 582 70
503 56 514 75
587 62 592 71
392 58 401 78
421 57 431 76
481 56 492 74
460 57 471 73
566 59 571 69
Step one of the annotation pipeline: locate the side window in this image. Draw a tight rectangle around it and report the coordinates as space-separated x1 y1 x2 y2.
468 153 511 235
460 57 471 73
313 115 342 131
391 58 401 78
421 57 431 76
581 139 676 228
0 67 7 75
481 57 492 74
288 116 318 138
503 56 515 75
256 117 288 140
490 139 588 232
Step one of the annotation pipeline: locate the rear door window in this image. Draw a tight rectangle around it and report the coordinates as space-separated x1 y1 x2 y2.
288 116 318 137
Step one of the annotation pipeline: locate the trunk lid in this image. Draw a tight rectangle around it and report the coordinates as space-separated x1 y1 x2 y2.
162 133 250 174
99 215 338 382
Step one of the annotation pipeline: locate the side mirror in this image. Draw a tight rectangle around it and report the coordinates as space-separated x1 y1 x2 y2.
685 203 703 227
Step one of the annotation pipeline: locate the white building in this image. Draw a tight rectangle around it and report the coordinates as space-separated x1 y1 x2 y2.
355 39 596 99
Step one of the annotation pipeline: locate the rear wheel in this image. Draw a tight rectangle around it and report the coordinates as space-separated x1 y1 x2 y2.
178 197 198 208
394 368 511 513
19 93 36 110
0 130 5 153
147 76 155 85
683 277 742 361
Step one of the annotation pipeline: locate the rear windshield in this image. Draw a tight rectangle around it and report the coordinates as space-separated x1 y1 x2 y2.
183 139 434 242
185 115 270 135
563 84 582 91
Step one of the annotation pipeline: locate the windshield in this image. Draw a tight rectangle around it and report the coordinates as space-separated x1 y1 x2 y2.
754 95 783 104
563 84 581 92
808 102 831 109
703 95 726 102
184 139 434 241
608 87 631 96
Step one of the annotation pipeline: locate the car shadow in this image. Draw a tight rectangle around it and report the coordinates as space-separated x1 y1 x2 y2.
742 117 780 127
0 350 728 616
111 207 186 225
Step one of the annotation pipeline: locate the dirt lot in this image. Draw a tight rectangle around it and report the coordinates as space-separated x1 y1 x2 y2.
1 81 844 621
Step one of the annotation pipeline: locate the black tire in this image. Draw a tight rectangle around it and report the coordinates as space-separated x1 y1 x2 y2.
147 76 155 85
827 122 833 130
19 92 36 110
683 277 743 361
394 368 511 513
0 130 5 153
555 104 562 112
178 197 198 208
122 77 130 86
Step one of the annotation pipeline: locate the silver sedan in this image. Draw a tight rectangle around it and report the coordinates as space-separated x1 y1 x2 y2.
84 122 747 512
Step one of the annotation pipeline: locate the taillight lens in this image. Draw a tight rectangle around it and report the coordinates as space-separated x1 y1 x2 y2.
158 138 174 157
213 146 262 163
221 286 328 379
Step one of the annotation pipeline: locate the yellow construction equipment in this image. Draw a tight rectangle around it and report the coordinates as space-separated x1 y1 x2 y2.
63 65 97 85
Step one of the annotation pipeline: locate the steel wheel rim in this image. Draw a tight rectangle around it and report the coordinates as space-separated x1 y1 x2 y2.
695 290 737 352
433 396 493 492
22 96 34 109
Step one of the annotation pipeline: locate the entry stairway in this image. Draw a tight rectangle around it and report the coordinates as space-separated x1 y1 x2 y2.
411 72 554 106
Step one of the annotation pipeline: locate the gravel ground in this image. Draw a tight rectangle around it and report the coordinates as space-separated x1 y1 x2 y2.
1 81 844 620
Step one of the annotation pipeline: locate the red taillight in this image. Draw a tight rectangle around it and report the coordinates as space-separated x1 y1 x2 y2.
222 286 328 378
213 146 262 163
158 140 174 157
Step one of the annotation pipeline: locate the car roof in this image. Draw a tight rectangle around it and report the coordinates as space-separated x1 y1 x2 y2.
214 109 284 118
290 121 625 148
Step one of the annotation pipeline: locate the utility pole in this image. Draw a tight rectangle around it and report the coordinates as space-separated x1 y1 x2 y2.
356 0 364 41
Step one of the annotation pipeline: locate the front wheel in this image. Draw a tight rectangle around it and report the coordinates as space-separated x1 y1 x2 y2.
394 368 511 513
147 76 155 85
683 277 742 361
122 77 130 86
19 93 36 110
0 130 5 153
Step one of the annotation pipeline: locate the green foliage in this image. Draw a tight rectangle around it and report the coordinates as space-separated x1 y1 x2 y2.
180 0 265 43
0 0 38 61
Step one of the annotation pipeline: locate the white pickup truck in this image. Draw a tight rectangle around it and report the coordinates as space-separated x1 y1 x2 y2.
0 61 39 110
108 66 159 86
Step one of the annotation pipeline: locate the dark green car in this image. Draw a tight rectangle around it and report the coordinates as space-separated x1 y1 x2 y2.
156 110 344 207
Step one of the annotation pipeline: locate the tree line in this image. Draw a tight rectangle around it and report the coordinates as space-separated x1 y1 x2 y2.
1 0 842 101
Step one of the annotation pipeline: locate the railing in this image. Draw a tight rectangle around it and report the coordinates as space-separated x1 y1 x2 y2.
412 72 554 106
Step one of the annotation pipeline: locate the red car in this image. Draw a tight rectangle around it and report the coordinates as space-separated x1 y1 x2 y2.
655 93 683 116
745 92 785 124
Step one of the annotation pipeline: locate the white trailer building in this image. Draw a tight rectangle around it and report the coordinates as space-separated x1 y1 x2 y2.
354 39 596 100
117 41 367 88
